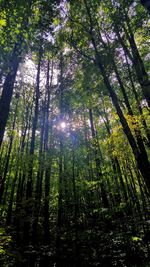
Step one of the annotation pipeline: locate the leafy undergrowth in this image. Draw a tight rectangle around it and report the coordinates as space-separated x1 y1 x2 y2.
0 227 13 267
1 213 150 267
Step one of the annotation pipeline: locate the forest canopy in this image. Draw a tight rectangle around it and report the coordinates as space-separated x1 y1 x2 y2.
0 0 150 266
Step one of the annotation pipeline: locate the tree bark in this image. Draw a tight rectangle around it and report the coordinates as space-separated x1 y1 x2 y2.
24 49 42 245
89 108 109 208
0 95 19 202
125 15 150 107
43 60 53 244
0 43 21 147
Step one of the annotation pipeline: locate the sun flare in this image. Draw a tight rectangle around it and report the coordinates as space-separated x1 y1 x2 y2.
60 121 66 129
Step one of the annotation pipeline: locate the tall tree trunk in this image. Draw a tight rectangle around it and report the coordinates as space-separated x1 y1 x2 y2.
15 100 33 217
89 108 109 208
83 112 94 181
43 60 53 244
24 49 42 244
0 95 19 202
56 53 65 266
84 0 150 191
124 15 150 107
72 139 80 265
112 59 149 172
125 52 150 145
32 105 45 244
98 57 150 191
56 137 63 265
88 26 150 191
114 20 150 107
0 42 21 147
100 104 128 203
26 49 42 199
6 158 20 225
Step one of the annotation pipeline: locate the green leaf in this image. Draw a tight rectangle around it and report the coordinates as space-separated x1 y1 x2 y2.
132 236 142 242
0 19 6 27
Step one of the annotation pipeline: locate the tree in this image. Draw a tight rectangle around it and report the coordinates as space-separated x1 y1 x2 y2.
0 1 150 266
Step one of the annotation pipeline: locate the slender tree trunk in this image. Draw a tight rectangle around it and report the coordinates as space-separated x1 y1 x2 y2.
24 49 42 244
0 95 19 202
56 137 63 265
112 58 133 114
0 42 21 147
15 100 33 214
89 108 109 208
84 0 150 192
125 52 150 145
91 36 150 192
26 52 42 200
32 105 45 244
101 31 150 156
100 106 128 203
124 15 150 107
114 20 150 107
112 59 149 172
72 140 80 266
43 60 53 244
83 112 94 181
56 54 65 266
6 160 19 224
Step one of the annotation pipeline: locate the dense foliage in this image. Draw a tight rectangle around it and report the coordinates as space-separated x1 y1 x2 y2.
0 0 150 266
